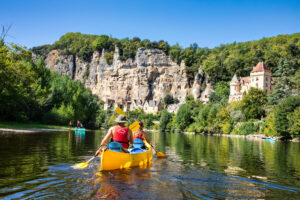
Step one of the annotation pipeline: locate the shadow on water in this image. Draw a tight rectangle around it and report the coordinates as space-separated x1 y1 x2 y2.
0 130 300 199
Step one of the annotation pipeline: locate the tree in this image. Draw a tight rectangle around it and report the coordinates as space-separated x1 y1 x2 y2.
274 96 300 138
163 93 174 106
209 81 229 104
160 109 172 132
176 104 193 131
288 106 300 138
268 58 295 105
241 88 267 120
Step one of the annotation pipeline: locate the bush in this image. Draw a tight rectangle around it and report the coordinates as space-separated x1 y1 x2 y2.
163 93 174 105
235 121 258 135
42 104 74 125
104 51 114 65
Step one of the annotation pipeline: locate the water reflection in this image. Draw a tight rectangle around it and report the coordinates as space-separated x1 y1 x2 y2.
0 130 300 199
75 131 85 145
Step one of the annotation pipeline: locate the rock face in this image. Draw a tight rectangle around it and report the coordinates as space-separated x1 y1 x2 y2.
42 46 211 110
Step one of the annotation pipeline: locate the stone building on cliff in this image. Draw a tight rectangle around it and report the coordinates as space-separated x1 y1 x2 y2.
229 62 273 102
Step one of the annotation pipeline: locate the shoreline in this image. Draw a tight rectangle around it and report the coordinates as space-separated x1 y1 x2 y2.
0 128 71 133
145 129 300 142
185 132 300 142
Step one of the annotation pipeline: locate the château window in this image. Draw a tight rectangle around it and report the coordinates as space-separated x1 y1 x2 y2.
256 77 259 81
266 83 268 87
266 77 268 81
256 83 258 88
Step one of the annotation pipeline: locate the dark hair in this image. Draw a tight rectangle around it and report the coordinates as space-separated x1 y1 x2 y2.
139 121 144 128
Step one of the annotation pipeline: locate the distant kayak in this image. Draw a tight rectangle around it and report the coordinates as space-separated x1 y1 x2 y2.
265 138 276 142
75 127 85 132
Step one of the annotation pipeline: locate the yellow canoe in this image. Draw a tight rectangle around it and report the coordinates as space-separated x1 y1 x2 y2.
100 148 153 171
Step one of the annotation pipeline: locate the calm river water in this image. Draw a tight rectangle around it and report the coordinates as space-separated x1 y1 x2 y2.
0 130 300 199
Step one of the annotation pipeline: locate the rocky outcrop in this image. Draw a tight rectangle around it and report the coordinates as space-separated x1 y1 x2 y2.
42 46 211 108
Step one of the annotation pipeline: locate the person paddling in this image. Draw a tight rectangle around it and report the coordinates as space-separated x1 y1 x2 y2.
133 121 150 144
95 115 133 156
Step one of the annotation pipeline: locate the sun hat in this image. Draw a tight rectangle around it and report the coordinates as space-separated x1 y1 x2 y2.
115 114 128 123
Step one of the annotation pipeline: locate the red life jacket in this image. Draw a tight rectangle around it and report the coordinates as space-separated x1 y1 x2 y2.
113 126 129 148
133 130 144 140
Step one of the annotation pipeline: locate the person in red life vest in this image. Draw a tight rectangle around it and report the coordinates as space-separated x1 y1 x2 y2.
95 114 133 156
133 121 150 144
77 120 81 128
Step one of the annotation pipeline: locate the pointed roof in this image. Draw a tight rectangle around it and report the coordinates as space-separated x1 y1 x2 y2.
251 62 271 73
231 74 239 83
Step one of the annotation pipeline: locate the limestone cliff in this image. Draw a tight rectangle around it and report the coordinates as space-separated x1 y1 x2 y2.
41 46 212 109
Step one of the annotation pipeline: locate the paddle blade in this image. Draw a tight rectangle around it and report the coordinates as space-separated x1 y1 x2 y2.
72 161 90 169
72 157 95 169
156 151 166 158
129 121 139 132
115 106 127 117
144 140 151 149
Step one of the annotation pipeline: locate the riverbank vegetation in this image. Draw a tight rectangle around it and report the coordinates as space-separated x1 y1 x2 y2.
2 31 300 136
157 90 300 139
0 39 103 129
0 121 72 130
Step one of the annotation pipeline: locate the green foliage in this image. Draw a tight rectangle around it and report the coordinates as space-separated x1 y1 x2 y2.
0 43 36 121
95 109 107 128
241 88 267 120
209 81 230 104
176 104 193 131
235 122 259 135
268 58 297 105
32 32 300 84
104 51 114 65
0 42 103 128
293 68 300 90
42 104 75 125
163 93 175 106
287 106 300 138
160 109 172 132
263 110 278 137
274 96 300 138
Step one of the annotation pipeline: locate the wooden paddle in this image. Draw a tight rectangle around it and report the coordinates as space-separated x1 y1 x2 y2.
115 106 166 158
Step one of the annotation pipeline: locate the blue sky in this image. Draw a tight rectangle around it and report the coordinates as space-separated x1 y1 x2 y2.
1 0 299 48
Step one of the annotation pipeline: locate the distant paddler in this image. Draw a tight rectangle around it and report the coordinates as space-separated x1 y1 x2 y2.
95 114 133 156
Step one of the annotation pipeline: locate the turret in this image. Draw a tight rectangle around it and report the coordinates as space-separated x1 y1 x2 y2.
230 74 240 96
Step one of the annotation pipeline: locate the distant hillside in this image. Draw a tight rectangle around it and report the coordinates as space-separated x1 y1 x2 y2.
32 32 300 84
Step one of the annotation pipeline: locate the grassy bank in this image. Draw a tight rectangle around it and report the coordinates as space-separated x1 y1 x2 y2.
0 121 72 130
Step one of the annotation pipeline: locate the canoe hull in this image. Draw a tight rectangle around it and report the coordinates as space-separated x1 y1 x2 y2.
100 148 153 171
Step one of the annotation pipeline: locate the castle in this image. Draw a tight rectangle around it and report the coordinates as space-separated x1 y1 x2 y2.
229 62 273 102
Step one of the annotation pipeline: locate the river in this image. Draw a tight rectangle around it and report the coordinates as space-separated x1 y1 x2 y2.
0 130 299 199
